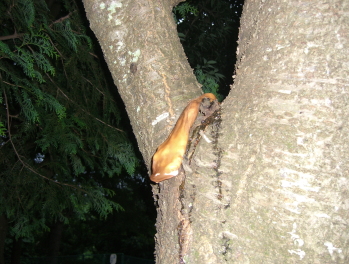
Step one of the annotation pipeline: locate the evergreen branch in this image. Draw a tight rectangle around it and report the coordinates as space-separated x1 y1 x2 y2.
47 36 65 59
20 0 35 29
3 89 82 190
53 20 79 52
0 0 133 238
45 73 124 132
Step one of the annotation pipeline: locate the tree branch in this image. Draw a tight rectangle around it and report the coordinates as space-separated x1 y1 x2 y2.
45 73 124 132
0 31 24 41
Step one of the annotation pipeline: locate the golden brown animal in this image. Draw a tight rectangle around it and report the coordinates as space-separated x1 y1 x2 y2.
150 93 217 183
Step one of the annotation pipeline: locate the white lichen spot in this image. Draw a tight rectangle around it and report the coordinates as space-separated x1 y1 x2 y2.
100 3 105 9
128 49 141 62
107 1 122 21
276 44 287 50
221 231 238 240
113 60 117 64
120 57 126 66
115 19 121 26
137 106 140 112
324 241 343 256
134 49 141 59
116 41 124 52
108 1 122 10
109 45 113 50
278 89 292 94
288 223 298 238
152 112 169 126
296 137 303 146
304 41 320 54
324 241 345 260
288 249 305 260
315 213 330 218
324 98 332 107
307 42 320 48
287 223 305 251
335 33 343 49
266 47 272 52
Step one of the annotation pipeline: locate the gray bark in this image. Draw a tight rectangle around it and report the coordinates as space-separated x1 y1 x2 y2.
82 0 201 167
81 1 202 262
184 0 349 263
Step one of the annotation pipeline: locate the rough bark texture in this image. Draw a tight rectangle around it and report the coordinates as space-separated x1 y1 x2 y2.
82 0 202 167
185 0 349 263
81 0 204 262
83 0 349 263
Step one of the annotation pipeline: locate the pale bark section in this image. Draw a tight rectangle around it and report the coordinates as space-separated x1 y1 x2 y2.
184 0 349 263
82 0 202 166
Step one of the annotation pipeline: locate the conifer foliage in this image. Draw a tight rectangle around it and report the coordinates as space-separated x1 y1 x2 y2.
0 0 137 255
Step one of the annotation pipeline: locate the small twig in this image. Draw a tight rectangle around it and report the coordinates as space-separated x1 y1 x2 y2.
51 12 75 25
89 52 98 59
0 31 24 41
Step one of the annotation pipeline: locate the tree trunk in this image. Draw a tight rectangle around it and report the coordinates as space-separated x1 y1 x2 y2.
0 215 7 264
82 0 202 167
47 221 64 264
83 0 349 263
82 2 202 261
11 238 22 264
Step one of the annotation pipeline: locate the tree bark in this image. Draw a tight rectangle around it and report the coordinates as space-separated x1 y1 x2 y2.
0 215 7 264
182 0 349 263
83 0 349 263
82 0 201 167
82 2 202 262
